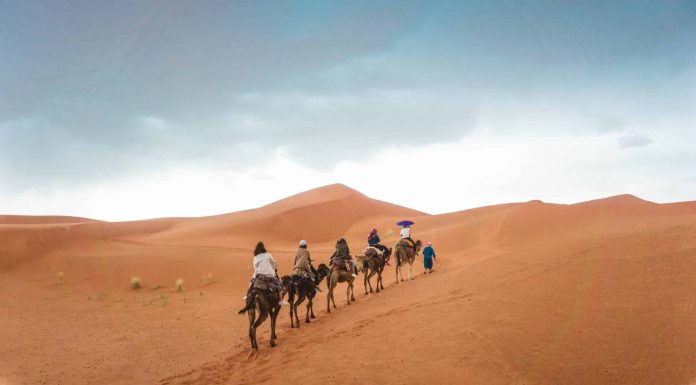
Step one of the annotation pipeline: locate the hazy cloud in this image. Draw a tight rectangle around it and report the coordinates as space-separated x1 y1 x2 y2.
617 134 654 149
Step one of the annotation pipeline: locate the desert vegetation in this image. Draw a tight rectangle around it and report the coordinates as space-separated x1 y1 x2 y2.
175 278 184 292
130 276 141 289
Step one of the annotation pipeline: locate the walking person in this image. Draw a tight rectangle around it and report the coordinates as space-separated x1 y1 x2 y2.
423 241 436 274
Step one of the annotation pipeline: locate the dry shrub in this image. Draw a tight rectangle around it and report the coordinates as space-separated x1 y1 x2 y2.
175 278 184 292
130 276 142 289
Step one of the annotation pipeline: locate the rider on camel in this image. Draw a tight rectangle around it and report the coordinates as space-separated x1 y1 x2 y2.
367 227 390 265
243 242 289 305
400 225 418 255
330 238 357 278
292 239 321 292
368 228 380 247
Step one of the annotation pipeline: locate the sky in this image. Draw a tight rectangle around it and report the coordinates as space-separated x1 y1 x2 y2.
1 0 695 220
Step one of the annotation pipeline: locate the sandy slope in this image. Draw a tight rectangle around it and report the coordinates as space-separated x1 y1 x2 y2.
1 184 696 385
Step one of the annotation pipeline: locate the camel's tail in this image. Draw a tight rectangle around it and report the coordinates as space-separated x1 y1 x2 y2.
238 296 254 315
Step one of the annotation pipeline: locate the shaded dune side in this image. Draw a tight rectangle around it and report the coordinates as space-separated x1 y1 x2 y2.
134 184 424 247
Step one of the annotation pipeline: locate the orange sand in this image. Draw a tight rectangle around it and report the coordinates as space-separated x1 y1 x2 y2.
1 184 695 385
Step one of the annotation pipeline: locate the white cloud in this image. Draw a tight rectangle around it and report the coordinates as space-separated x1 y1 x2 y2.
2 130 694 221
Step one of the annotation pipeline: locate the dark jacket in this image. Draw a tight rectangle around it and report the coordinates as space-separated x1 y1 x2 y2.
330 239 351 263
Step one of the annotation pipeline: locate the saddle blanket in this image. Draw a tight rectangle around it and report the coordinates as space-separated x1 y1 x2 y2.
331 258 354 271
398 239 415 249
253 275 281 292
363 246 384 257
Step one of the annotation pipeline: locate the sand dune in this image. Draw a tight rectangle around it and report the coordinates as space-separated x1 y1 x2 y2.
0 215 98 225
1 184 695 385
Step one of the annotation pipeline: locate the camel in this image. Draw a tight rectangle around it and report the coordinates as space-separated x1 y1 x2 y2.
356 246 392 294
394 239 422 283
237 277 286 354
282 264 329 328
323 261 358 313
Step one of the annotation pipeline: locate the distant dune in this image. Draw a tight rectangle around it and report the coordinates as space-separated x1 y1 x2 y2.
1 184 695 385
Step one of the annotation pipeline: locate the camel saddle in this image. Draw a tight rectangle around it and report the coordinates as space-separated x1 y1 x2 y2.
253 275 281 292
330 258 351 272
363 246 384 259
398 239 415 249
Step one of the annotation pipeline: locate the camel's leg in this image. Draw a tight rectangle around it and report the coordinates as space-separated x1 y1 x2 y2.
378 266 385 290
294 294 305 328
305 299 312 323
367 270 376 293
247 307 257 351
395 263 400 284
310 295 316 318
288 291 295 328
346 282 351 305
327 276 336 312
331 279 338 309
350 279 356 301
371 270 379 292
364 271 369 295
326 287 333 313
251 306 268 351
291 303 298 328
269 305 280 347
409 261 415 280
327 285 333 313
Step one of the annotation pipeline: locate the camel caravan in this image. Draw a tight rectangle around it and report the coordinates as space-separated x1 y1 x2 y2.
238 220 431 354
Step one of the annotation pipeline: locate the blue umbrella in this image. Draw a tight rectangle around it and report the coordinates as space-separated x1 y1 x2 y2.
396 220 414 227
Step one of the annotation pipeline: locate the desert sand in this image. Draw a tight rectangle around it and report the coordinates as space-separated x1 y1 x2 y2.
1 184 696 385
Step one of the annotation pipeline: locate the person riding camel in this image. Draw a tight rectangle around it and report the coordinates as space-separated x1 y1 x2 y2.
330 238 357 278
292 239 321 292
400 225 418 255
367 227 391 265
368 228 380 247
243 241 289 305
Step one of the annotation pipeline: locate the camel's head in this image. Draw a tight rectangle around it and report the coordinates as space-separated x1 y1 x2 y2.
316 264 329 282
354 256 365 273
317 263 330 278
280 275 292 292
415 240 423 252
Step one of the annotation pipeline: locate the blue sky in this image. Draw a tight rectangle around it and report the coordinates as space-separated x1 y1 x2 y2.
1 1 695 219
